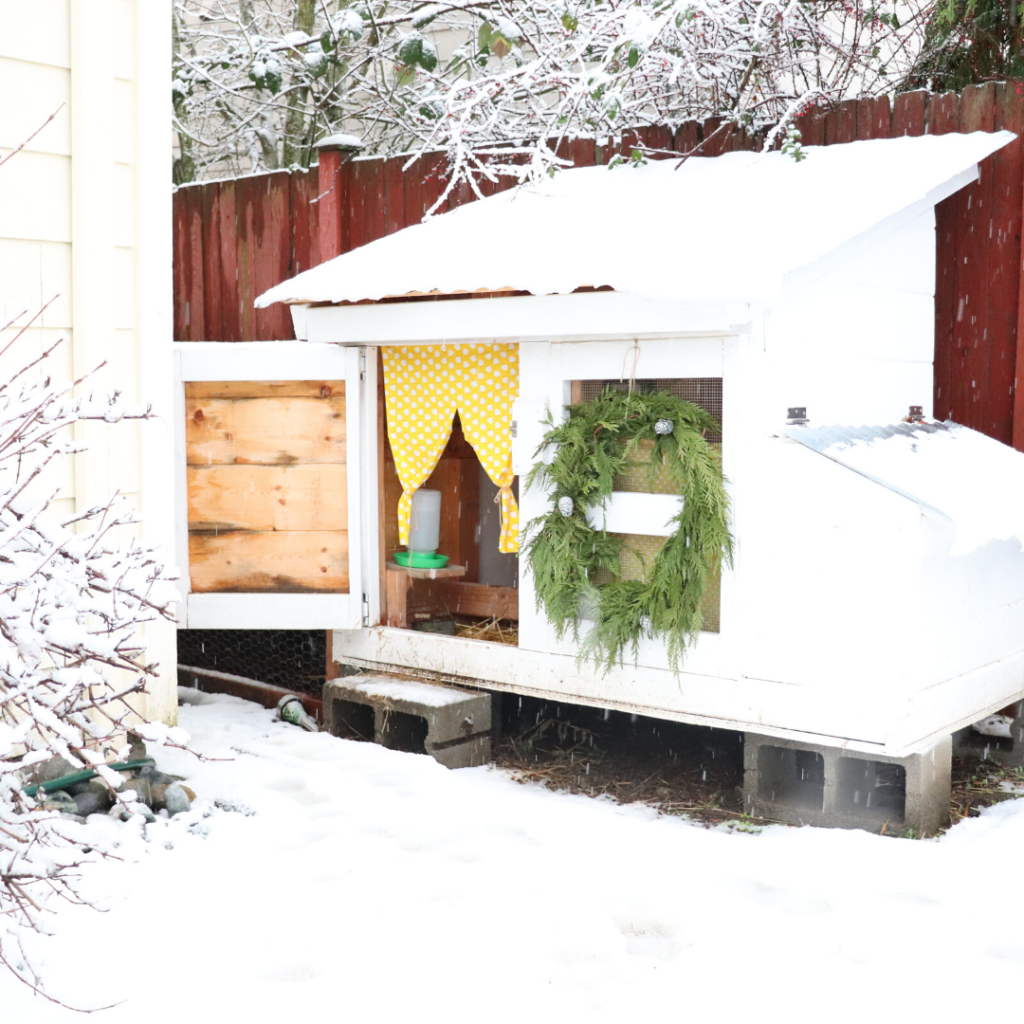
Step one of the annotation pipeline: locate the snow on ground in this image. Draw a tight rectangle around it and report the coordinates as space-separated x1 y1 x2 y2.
5 692 1024 1022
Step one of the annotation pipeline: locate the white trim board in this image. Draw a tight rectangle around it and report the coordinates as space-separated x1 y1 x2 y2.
174 341 347 379
331 625 896 756
188 594 355 630
331 624 1024 758
586 492 681 536
299 291 750 345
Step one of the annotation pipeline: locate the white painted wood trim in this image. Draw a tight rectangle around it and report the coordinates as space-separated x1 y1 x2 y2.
71 0 116 510
175 341 346 380
172 349 190 623
290 304 310 341
510 397 548 476
359 347 381 625
188 594 354 630
302 292 748 346
332 624 1024 758
332 626 894 755
552 336 727 383
342 346 363 630
135 0 180 723
586 492 681 536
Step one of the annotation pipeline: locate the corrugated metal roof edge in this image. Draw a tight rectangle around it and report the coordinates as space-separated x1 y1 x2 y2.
782 421 955 523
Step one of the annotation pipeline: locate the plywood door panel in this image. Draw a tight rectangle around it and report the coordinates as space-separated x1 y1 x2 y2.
186 396 347 465
185 380 345 400
189 531 349 592
187 464 347 531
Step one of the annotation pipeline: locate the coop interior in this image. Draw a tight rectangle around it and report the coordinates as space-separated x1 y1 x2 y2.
381 404 521 645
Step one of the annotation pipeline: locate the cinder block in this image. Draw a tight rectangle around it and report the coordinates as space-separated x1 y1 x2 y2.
323 675 492 769
743 732 951 835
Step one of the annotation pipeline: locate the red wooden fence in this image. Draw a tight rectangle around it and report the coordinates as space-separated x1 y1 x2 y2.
173 84 1024 448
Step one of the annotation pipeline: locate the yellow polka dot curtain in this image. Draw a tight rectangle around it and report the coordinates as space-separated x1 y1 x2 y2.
381 343 520 554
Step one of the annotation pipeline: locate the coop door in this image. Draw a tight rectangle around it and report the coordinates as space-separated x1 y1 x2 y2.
521 338 726 668
174 343 377 630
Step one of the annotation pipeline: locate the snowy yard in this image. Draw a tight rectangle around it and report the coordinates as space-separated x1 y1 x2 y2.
5 691 1024 1022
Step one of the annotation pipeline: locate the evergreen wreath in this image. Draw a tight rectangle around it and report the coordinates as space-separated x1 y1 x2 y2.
525 387 733 671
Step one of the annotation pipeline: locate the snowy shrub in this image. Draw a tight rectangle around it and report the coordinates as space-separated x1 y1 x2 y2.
0 312 178 996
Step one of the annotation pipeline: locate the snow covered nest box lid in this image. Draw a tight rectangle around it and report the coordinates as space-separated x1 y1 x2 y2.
257 132 1014 310
786 421 1024 555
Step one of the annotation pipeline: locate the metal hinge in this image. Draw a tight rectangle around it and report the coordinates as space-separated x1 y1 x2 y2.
361 592 370 627
359 348 367 382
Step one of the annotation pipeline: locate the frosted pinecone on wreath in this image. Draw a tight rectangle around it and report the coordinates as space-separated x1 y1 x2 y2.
558 495 574 517
654 418 674 436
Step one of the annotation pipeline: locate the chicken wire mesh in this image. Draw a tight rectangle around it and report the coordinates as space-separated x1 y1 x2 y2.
177 629 327 695
578 378 723 444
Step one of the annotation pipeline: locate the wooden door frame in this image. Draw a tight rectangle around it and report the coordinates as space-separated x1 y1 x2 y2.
173 341 374 630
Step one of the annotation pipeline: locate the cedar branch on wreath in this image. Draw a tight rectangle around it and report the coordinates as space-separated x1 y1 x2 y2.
524 388 733 672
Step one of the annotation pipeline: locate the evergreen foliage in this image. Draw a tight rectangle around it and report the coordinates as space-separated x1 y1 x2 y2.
525 389 732 672
904 0 1024 92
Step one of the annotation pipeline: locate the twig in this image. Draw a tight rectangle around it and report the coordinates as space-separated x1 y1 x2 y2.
0 105 65 171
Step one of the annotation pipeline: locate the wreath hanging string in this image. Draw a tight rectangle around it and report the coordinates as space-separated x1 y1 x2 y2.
524 388 733 671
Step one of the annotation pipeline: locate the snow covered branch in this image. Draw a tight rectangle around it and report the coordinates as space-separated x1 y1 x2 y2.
0 325 179 996
174 0 932 198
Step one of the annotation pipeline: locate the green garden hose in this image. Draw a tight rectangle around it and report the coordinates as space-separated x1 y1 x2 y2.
21 757 156 798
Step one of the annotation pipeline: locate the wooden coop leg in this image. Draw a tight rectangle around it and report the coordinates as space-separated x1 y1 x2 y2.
385 570 413 628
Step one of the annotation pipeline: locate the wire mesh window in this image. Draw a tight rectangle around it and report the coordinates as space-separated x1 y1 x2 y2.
577 378 723 444
591 536 721 633
177 629 327 696
577 377 723 633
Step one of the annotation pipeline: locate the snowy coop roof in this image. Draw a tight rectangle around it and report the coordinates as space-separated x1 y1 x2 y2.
257 131 1014 310
786 421 1024 555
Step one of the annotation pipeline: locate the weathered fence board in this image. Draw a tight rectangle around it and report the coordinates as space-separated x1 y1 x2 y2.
986 84 1023 443
173 85 1024 448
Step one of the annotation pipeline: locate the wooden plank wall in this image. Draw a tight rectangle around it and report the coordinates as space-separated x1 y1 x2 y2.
173 83 1024 447
185 380 350 593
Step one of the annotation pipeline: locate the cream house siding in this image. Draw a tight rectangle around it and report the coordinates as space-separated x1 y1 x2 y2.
0 0 176 723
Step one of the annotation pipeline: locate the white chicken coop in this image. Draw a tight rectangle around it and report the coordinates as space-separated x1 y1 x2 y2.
180 129 1024 832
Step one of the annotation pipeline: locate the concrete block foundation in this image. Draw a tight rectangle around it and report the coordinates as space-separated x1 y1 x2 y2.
323 675 492 769
743 732 951 835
